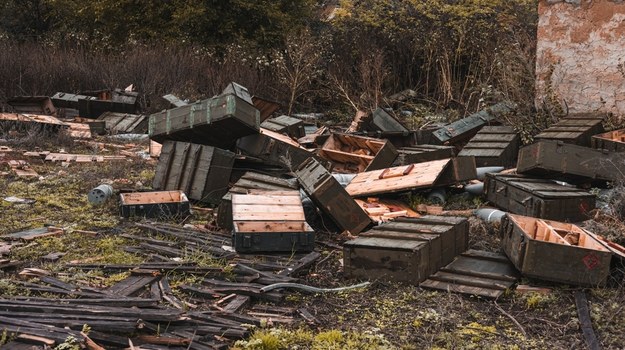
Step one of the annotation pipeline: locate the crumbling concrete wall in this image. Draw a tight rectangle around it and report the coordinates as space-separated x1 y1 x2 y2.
536 0 625 116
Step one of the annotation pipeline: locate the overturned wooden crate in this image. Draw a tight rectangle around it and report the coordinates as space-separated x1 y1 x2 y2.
217 172 299 230
232 191 315 253
345 157 477 197
392 145 455 166
343 216 469 284
420 250 519 299
120 190 190 219
484 173 595 222
295 157 371 235
7 96 56 116
363 108 409 133
51 92 96 109
237 128 322 170
153 141 235 204
354 198 420 224
98 112 148 134
534 114 605 147
149 93 260 149
501 214 612 286
591 128 625 152
431 101 514 145
261 115 306 139
516 140 625 184
318 133 398 173
457 126 520 167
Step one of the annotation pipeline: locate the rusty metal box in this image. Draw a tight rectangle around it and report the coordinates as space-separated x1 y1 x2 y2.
501 214 612 286
153 141 235 204
484 173 595 222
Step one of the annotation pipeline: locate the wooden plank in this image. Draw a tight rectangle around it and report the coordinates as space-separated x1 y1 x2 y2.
574 290 601 350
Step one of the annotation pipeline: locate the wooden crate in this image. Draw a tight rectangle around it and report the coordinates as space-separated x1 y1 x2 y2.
343 216 468 284
457 126 520 167
232 191 314 253
318 133 398 173
98 112 148 134
591 128 625 152
365 108 409 133
398 215 469 263
119 190 190 219
354 198 420 224
51 92 96 109
153 141 235 204
534 114 605 147
78 98 137 119
392 145 455 166
217 172 299 230
420 250 519 299
484 173 595 222
516 140 625 184
501 214 612 286
7 96 56 116
345 157 477 198
236 128 321 171
149 93 260 149
431 102 514 145
294 157 371 235
261 115 305 139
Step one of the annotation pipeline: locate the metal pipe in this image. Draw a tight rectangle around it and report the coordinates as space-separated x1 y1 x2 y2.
88 184 113 205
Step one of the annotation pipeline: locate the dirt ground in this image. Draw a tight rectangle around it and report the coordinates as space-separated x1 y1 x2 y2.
1 134 624 350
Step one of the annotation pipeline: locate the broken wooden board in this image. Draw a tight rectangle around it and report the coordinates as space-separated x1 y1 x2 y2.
3 227 64 241
420 250 519 299
295 157 371 235
232 191 315 253
7 96 56 116
516 140 625 184
318 133 398 174
392 145 456 166
65 122 92 138
97 112 148 134
44 153 126 162
0 113 67 128
7 160 38 177
237 128 322 170
149 93 260 149
534 114 605 147
119 191 190 219
345 157 477 197
149 140 162 158
261 115 306 139
217 172 299 230
591 127 625 152
431 101 514 145
354 198 420 224
457 126 520 167
153 141 235 204
484 173 595 222
501 214 612 286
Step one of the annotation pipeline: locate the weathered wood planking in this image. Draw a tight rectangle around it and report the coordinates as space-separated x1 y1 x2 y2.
3 227 64 241
501 214 612 286
97 112 148 134
217 172 299 230
318 133 398 173
237 128 321 170
295 157 371 234
7 96 56 116
119 190 190 219
345 157 477 197
153 141 235 204
420 250 519 299
534 114 605 147
44 153 126 162
516 140 625 184
261 115 306 139
149 92 260 149
484 173 595 222
355 198 420 224
431 101 515 145
232 191 314 253
343 216 469 284
457 126 520 167
392 145 456 166
591 128 625 152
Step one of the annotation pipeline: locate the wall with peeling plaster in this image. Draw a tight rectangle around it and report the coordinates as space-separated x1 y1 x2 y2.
536 0 625 116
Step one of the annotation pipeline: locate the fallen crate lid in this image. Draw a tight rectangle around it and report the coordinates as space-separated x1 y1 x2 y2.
420 249 519 299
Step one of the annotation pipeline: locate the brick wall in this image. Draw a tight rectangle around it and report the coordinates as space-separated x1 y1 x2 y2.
536 0 625 116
